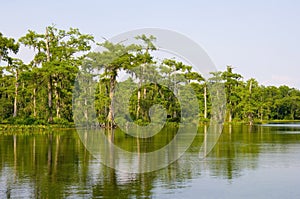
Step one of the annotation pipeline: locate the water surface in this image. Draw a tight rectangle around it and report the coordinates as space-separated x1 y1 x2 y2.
0 124 300 198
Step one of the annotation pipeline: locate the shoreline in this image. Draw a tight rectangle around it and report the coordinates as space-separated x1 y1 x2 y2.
1 120 300 132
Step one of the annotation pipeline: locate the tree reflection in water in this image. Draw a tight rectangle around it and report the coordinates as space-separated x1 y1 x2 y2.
1 124 300 198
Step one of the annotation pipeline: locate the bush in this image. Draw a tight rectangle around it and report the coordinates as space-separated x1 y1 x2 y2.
23 117 36 125
53 117 69 125
9 117 37 125
33 119 47 125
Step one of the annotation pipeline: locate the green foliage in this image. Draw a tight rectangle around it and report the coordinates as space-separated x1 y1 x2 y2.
1 28 300 126
16 26 94 123
9 117 37 125
0 32 19 64
53 117 69 125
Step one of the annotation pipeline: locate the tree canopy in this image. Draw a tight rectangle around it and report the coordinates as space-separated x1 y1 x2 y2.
1 27 300 126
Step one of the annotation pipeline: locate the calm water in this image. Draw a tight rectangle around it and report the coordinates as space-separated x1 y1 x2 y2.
1 124 300 198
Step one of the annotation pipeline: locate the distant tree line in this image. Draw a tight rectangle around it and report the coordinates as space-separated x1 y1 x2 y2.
1 26 300 126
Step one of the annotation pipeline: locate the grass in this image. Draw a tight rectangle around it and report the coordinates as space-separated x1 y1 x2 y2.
1 119 300 132
0 124 75 132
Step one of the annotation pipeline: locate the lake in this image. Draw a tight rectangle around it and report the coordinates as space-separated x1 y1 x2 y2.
1 124 300 198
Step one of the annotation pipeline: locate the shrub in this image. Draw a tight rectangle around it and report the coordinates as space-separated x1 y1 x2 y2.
8 117 37 125
53 117 69 125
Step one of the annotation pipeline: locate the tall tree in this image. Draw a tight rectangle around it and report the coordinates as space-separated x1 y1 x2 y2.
133 35 156 119
222 66 242 122
0 32 19 120
4 59 28 117
158 59 193 119
185 71 206 118
19 26 94 123
239 78 260 125
87 41 137 127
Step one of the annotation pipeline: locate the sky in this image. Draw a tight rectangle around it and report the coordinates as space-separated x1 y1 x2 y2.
1 0 300 88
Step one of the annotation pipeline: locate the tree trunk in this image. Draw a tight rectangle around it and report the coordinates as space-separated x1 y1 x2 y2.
13 71 18 117
260 96 263 122
291 107 295 120
136 66 143 119
143 87 147 99
55 81 60 118
105 83 109 118
248 80 253 125
84 93 88 122
204 84 207 119
33 87 36 117
48 77 53 122
137 89 141 119
107 74 116 128
228 110 232 123
248 114 253 125
45 27 53 123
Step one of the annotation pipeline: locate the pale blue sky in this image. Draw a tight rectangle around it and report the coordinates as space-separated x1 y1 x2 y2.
1 0 300 88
